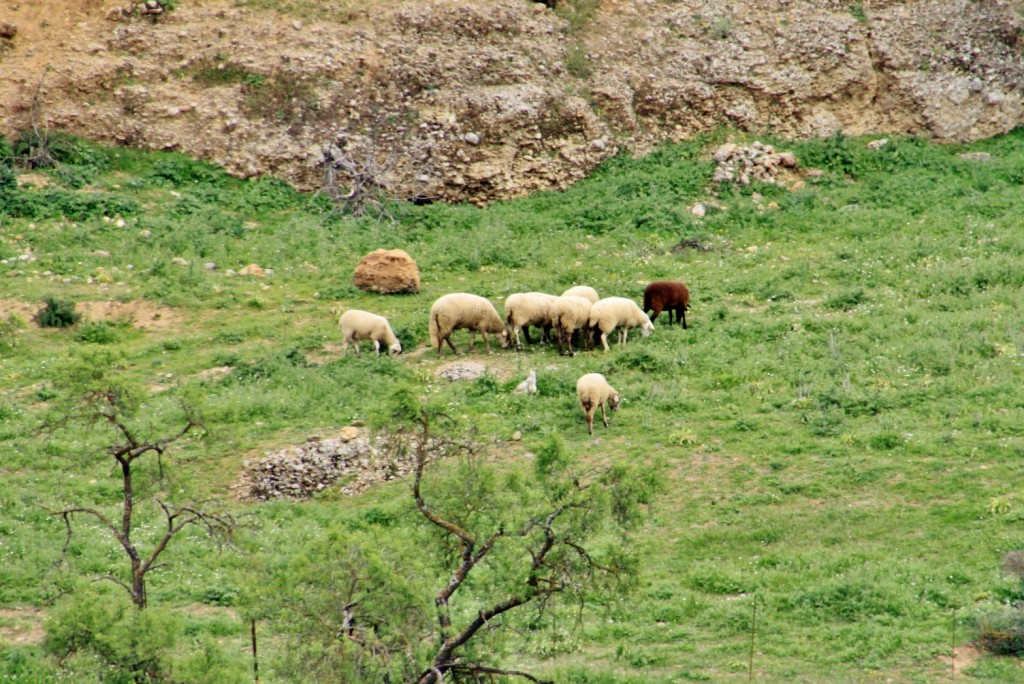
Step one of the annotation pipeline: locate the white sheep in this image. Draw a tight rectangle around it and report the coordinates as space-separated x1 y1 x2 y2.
429 293 510 357
576 372 621 435
560 285 599 303
338 309 402 357
504 292 557 349
549 295 593 356
588 297 655 351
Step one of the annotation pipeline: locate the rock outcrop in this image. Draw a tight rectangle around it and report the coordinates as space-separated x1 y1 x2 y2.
0 0 1021 203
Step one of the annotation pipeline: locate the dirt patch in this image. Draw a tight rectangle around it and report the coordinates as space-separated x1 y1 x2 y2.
0 299 185 332
195 365 233 380
76 300 184 331
937 643 982 675
0 607 46 646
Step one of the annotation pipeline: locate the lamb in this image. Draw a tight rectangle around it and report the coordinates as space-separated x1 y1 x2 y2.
576 372 621 435
588 297 655 351
560 285 599 303
504 292 557 349
338 309 402 357
549 295 593 356
643 281 690 328
429 293 510 357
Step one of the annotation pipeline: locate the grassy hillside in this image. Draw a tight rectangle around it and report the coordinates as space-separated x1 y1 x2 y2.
1 129 1023 682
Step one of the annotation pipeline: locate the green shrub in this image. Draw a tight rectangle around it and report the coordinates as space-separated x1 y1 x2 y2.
73 321 125 345
0 164 16 191
36 296 81 328
977 607 1024 656
0 313 25 352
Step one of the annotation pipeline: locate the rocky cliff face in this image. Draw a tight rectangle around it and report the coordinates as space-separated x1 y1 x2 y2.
1 0 1021 203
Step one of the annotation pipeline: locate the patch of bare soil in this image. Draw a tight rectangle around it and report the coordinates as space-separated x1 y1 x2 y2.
77 300 183 331
0 607 46 646
0 298 184 331
937 643 982 676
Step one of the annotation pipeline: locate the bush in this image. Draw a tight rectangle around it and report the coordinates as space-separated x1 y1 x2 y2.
977 606 1024 656
36 296 81 328
73 321 124 345
0 313 25 352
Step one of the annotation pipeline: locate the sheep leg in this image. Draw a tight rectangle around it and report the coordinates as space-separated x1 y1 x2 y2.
352 340 361 356
680 306 688 329
600 402 609 428
512 326 524 350
482 332 492 354
600 330 610 352
439 333 459 357
585 407 595 434
372 340 381 356
649 305 662 323
618 329 628 346
522 325 535 345
564 328 576 357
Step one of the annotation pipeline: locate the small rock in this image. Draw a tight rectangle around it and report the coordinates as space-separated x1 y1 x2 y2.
239 263 265 277
464 132 481 145
0 22 18 39
713 142 737 162
171 257 189 266
985 91 1005 105
204 262 216 271
512 431 522 441
806 168 824 177
690 203 706 217
958 152 992 162
866 138 889 150
339 426 360 442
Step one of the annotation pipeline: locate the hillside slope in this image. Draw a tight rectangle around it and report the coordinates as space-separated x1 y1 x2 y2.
1 0 1022 202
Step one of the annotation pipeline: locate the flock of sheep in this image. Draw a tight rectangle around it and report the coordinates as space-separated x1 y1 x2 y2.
338 281 690 433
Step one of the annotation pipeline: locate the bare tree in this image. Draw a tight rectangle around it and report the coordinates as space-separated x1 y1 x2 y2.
319 108 438 222
47 353 236 610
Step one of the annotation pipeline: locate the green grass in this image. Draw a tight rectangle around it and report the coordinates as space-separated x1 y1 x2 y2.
1 129 1024 681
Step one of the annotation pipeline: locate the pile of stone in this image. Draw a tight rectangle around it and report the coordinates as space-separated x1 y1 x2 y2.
240 427 450 500
712 142 798 186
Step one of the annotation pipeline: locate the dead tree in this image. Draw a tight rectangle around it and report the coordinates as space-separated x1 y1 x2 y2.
48 377 235 609
319 108 439 221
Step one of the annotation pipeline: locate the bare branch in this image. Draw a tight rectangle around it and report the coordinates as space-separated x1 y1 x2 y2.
450 663 554 684
93 574 133 597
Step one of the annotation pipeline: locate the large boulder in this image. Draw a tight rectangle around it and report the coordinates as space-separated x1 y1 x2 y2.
353 248 420 294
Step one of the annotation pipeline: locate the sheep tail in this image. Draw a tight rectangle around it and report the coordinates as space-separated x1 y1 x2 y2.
429 310 440 348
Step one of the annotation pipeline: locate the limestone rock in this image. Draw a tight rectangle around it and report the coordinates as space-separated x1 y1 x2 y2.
353 248 420 294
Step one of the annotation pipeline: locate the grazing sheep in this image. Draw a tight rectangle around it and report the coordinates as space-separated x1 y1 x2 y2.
588 297 655 351
549 295 594 356
429 293 510 357
560 285 599 303
338 309 402 357
504 292 557 349
576 372 621 435
643 281 690 328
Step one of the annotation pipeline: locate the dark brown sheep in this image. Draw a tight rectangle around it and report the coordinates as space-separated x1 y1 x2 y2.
643 281 690 329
